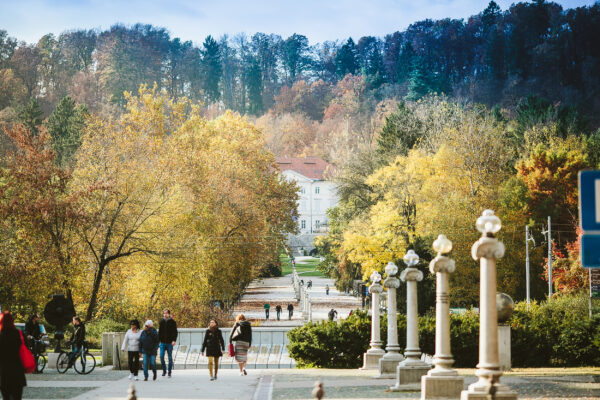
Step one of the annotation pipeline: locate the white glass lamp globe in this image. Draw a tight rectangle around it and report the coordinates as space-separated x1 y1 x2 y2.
403 249 419 267
370 271 382 283
476 209 502 234
385 261 398 276
433 234 452 255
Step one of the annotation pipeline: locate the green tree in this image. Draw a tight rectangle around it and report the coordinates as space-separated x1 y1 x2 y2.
280 34 311 84
18 98 43 135
376 101 423 161
201 35 222 103
45 96 88 166
335 38 359 78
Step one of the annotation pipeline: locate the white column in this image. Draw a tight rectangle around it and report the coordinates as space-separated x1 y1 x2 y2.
462 210 516 400
368 284 384 352
401 268 424 362
422 234 463 399
384 279 401 356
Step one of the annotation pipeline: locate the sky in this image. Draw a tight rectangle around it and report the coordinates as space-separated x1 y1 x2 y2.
0 0 597 46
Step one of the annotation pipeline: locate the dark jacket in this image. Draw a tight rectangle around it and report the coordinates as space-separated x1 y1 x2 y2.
201 328 225 357
24 319 42 341
140 327 159 354
70 323 86 346
158 318 178 344
0 329 27 391
287 304 294 311
275 305 282 312
229 321 252 346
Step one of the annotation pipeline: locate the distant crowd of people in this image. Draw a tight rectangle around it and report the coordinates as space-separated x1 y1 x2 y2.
263 303 294 320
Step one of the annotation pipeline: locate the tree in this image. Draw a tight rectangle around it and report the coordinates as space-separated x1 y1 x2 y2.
0 124 83 312
280 34 312 85
45 96 88 166
376 102 423 161
406 58 432 101
18 98 43 135
335 38 359 78
201 35 222 103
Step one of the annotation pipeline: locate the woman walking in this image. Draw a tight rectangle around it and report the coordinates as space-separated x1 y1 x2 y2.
0 311 26 400
121 319 142 381
201 320 224 381
139 320 159 381
229 314 252 376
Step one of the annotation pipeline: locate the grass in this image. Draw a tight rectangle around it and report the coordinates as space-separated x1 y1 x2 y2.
280 254 325 277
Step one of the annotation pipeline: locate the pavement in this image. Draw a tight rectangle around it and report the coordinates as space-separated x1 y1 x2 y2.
231 270 362 327
25 367 600 399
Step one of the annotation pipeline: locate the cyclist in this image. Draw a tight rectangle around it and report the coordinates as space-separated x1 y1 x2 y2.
25 314 44 372
67 316 86 367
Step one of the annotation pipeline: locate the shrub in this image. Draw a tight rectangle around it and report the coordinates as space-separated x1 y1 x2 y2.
287 294 599 368
86 318 129 349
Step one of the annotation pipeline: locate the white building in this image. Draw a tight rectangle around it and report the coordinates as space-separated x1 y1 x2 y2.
276 156 338 235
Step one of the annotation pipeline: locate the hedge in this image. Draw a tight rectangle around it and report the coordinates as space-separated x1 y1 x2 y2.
287 294 600 368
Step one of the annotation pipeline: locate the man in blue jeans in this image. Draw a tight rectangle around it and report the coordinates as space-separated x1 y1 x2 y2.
158 309 178 377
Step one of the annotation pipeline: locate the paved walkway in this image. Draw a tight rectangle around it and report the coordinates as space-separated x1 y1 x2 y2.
232 274 362 326
25 367 600 399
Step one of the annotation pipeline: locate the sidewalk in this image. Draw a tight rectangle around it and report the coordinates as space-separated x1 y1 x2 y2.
26 367 600 399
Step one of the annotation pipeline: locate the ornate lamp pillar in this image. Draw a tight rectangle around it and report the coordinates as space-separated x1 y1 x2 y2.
391 250 430 390
422 234 464 399
462 210 517 400
377 262 404 378
362 271 385 369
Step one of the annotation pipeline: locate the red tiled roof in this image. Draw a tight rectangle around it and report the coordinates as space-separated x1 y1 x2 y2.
275 156 332 180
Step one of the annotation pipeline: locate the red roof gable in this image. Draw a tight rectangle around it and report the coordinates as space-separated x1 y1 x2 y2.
275 156 332 180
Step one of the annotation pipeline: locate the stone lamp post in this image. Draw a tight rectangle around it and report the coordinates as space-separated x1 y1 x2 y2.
362 271 385 369
461 210 517 400
421 234 464 399
391 250 430 390
377 261 403 378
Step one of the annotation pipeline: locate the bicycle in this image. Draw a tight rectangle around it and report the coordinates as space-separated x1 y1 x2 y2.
56 341 96 374
33 338 48 373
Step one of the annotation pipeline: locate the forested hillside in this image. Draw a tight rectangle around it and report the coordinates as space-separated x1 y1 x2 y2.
1 1 599 162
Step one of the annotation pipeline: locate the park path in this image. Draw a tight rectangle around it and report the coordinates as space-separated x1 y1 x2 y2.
232 264 362 326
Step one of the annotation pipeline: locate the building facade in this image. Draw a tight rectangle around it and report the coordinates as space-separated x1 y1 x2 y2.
275 157 338 236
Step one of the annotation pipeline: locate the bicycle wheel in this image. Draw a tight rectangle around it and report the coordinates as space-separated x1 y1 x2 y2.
74 352 96 375
36 354 47 373
56 352 70 373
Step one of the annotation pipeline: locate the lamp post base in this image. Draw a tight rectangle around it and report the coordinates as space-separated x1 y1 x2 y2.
376 353 404 378
421 374 464 399
390 359 430 387
361 349 385 370
461 381 517 400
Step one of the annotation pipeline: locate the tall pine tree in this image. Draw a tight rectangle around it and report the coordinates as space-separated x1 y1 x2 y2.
45 96 88 166
201 35 222 103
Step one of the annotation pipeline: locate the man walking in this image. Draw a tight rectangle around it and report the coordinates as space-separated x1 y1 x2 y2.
328 308 338 321
275 305 282 321
158 309 178 378
287 303 294 320
263 303 270 320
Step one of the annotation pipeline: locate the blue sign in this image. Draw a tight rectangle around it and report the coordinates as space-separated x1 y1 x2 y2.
579 170 600 232
582 235 600 268
580 170 600 268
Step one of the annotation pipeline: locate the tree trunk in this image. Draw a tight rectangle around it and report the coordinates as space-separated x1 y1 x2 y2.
85 261 106 321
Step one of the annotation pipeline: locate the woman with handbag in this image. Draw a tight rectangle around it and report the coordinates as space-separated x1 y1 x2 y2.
201 320 224 381
0 311 27 400
229 314 252 376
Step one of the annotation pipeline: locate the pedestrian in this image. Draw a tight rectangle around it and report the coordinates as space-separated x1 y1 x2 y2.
287 303 294 320
158 309 178 378
201 320 224 381
307 280 312 289
325 285 330 295
300 279 304 286
229 314 252 376
275 305 282 321
263 303 270 320
121 319 142 381
0 311 26 400
328 308 338 321
140 320 159 381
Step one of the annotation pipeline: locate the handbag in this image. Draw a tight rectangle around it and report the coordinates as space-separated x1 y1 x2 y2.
230 324 242 341
228 342 235 357
19 330 36 373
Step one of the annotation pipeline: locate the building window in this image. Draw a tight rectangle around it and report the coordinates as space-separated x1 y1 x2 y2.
315 220 320 229
301 220 306 229
315 186 320 194
301 186 306 194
